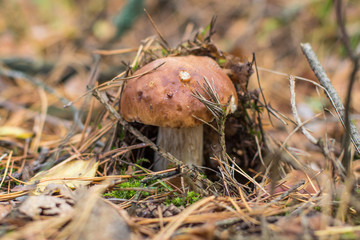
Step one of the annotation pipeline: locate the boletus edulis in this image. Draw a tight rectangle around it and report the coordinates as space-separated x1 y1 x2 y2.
120 55 237 171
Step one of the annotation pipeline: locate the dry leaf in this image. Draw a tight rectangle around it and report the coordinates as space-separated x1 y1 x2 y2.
0 126 33 139
60 185 131 240
26 159 98 194
19 195 73 218
0 202 13 220
75 198 131 240
42 183 76 201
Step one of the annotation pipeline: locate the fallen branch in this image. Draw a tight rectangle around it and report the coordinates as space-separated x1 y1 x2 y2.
300 43 360 155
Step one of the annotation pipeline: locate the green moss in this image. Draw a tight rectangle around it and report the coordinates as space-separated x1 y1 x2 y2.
314 206 321 211
104 178 149 199
171 197 183 206
165 191 201 207
340 232 357 240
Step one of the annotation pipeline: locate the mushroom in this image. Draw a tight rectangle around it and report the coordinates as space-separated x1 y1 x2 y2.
120 55 237 171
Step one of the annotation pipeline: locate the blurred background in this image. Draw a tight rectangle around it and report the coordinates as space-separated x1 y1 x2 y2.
0 0 360 158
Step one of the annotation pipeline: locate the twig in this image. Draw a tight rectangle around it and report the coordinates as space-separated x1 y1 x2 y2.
0 153 9 187
92 89 183 166
300 43 360 155
140 169 180 184
335 0 358 61
289 75 318 145
253 53 274 127
269 180 305 204
111 62 165 81
282 112 322 147
64 56 164 108
335 0 360 170
290 191 321 216
78 55 101 147
226 155 269 195
144 9 170 50
258 100 289 125
288 75 346 179
204 16 217 43
0 67 83 129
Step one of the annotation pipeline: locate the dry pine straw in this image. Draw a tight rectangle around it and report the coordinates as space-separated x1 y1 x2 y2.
131 195 310 238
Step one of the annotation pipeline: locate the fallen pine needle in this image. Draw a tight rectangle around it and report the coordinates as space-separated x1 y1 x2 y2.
153 196 215 240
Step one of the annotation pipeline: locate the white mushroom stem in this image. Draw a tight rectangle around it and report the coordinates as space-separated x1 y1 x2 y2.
153 125 203 171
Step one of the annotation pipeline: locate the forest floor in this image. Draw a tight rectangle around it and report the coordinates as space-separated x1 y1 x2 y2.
1 1 360 239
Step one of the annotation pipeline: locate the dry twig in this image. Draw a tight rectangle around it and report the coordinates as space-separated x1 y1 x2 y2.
300 43 360 156
288 75 346 179
289 75 318 145
92 89 183 167
334 0 360 170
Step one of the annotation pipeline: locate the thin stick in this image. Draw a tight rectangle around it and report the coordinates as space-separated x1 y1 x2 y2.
269 180 305 204
78 57 101 147
64 61 165 108
253 53 273 126
282 112 322 147
335 0 360 170
288 75 346 179
92 47 139 55
0 153 10 188
335 0 358 61
289 75 318 145
30 87 47 153
144 9 170 50
92 89 183 166
300 43 360 155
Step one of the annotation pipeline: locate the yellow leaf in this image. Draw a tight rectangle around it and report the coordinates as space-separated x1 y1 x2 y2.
27 159 98 194
0 126 33 139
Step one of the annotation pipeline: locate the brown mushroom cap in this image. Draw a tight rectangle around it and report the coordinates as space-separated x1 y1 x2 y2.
120 55 238 128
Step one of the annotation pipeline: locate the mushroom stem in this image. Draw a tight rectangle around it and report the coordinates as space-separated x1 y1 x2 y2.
153 125 203 171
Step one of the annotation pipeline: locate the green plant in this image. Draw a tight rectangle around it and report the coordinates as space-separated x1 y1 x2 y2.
104 178 149 199
136 158 150 165
314 206 322 211
165 191 201 207
340 232 357 240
